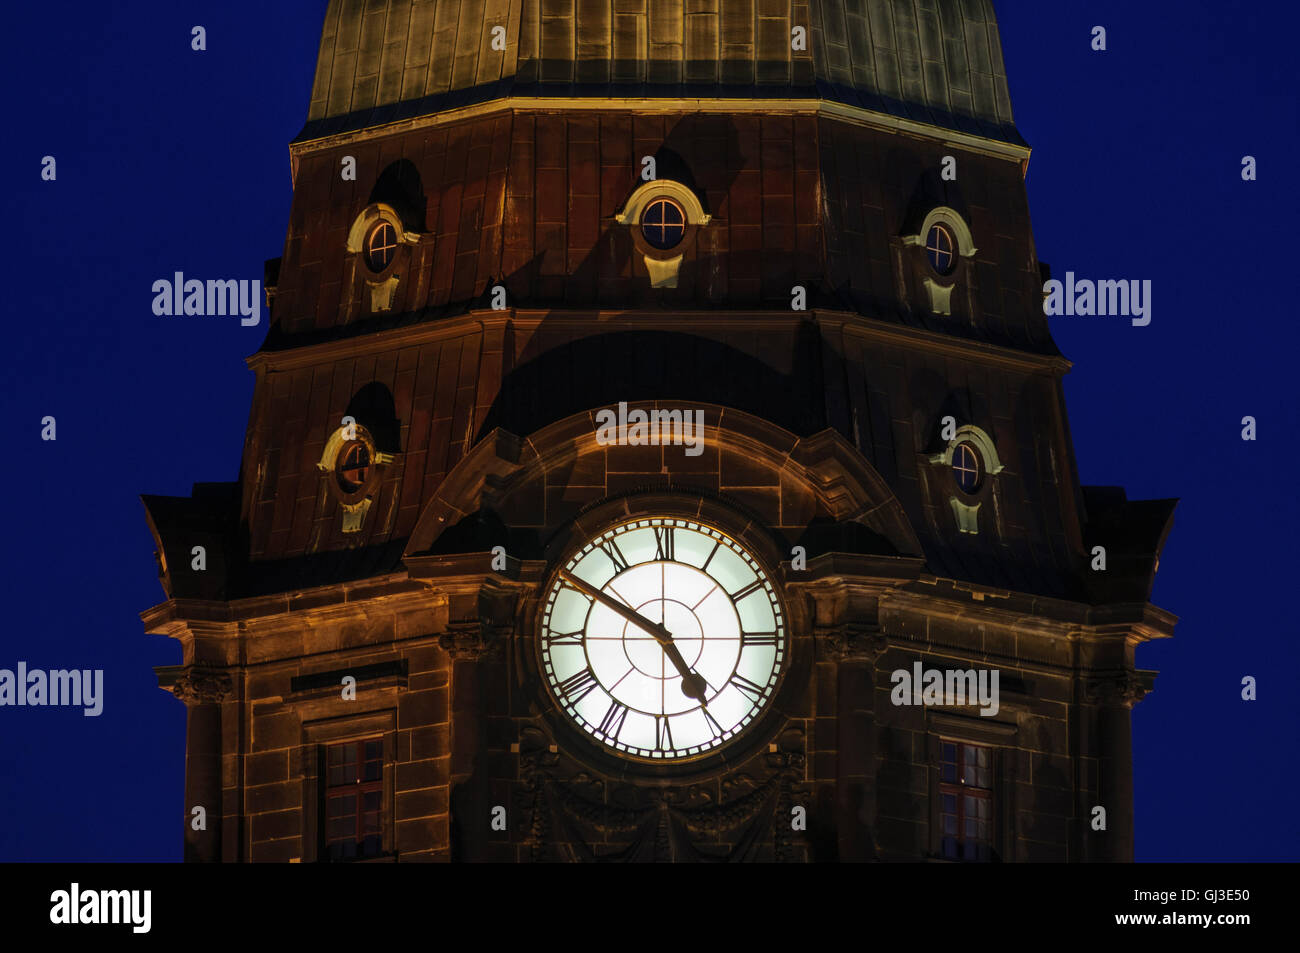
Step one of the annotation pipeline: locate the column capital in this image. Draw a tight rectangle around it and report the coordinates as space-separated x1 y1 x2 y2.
815 623 888 664
170 667 233 706
1084 671 1150 709
439 620 506 661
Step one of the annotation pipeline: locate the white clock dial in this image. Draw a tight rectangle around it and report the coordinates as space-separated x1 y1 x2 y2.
539 517 786 761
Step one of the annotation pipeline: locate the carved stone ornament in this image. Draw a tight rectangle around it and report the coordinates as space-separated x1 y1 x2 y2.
171 668 233 705
514 723 809 862
816 623 888 663
340 497 372 534
438 620 506 661
1084 672 1149 708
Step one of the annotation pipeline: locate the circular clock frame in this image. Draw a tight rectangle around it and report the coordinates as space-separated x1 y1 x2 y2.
533 496 792 774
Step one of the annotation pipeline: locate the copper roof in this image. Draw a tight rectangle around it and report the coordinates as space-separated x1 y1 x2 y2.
298 0 1022 145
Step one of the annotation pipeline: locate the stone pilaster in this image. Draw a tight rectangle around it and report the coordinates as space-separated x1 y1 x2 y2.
1084 672 1148 862
170 667 233 863
818 623 888 861
439 619 506 861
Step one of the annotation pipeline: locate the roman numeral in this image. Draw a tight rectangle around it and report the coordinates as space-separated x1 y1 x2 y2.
655 715 674 751
701 707 725 739
741 631 779 648
546 630 584 647
556 668 599 704
599 539 630 574
596 701 630 739
654 526 675 561
729 674 767 703
701 541 721 572
731 579 764 601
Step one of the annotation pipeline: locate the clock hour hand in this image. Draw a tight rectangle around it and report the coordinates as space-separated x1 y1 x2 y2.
659 641 710 703
557 569 709 703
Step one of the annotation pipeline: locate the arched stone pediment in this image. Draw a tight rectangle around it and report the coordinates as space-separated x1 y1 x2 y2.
404 403 921 561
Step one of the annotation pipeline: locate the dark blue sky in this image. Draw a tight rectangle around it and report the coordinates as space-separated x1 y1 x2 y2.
2 1 1295 862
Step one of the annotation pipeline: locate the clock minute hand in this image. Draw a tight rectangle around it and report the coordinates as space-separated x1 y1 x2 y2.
558 569 673 644
557 569 709 703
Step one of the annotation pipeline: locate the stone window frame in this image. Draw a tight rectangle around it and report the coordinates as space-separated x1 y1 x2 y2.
345 202 421 311
904 206 977 315
924 711 1018 863
317 422 395 533
299 710 397 863
615 179 712 289
927 424 1004 535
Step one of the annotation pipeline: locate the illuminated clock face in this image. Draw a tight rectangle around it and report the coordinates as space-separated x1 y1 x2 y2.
539 517 786 761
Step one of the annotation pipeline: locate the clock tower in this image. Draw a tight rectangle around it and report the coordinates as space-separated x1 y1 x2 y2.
142 0 1177 862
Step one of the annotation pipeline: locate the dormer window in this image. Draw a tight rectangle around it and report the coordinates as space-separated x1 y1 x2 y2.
318 421 395 533
346 203 418 312
927 425 1004 535
906 207 977 315
616 180 712 289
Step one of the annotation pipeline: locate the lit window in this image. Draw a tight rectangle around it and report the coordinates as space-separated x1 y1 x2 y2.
364 222 397 272
642 198 686 250
953 442 981 493
926 224 956 276
940 741 994 862
337 442 372 493
324 739 384 861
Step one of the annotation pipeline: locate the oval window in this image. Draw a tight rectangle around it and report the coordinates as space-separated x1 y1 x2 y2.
953 442 981 493
364 222 398 273
641 198 686 250
337 442 372 493
926 223 957 276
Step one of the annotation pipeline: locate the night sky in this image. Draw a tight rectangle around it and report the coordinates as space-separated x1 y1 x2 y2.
2 1 1295 862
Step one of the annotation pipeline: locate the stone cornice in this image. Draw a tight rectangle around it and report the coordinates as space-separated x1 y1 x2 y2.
140 558 1175 651
287 98 1031 180
246 309 1070 378
139 572 438 630
900 577 1177 637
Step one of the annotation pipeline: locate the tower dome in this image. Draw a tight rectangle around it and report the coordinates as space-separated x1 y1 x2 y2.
302 0 1021 144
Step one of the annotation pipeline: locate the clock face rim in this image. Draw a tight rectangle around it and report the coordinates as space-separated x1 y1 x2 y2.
537 513 789 767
